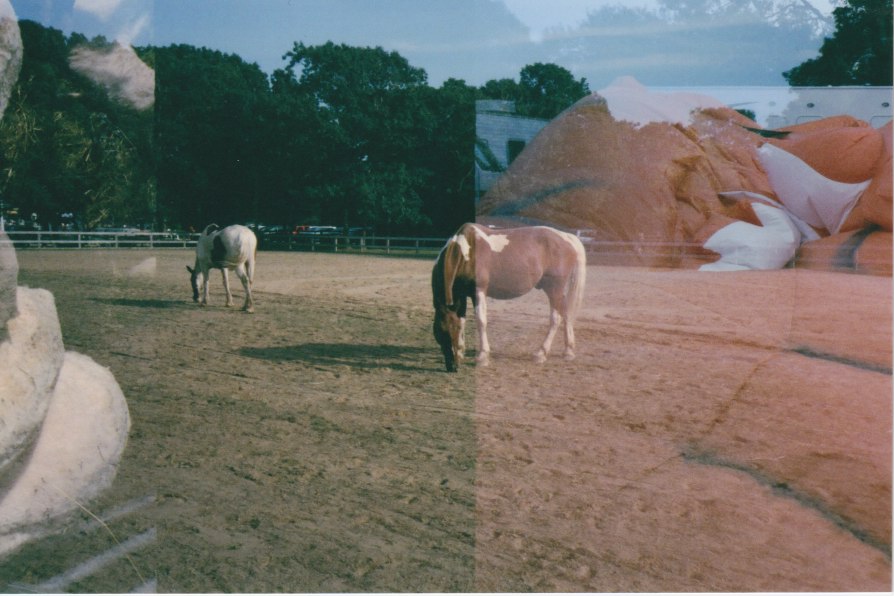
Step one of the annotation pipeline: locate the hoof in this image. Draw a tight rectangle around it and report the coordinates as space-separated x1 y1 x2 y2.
476 352 491 367
533 350 547 364
563 350 576 361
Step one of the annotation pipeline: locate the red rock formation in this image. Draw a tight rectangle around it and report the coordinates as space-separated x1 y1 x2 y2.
478 83 892 275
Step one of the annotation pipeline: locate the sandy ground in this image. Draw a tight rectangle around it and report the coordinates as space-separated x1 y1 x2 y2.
0 248 890 592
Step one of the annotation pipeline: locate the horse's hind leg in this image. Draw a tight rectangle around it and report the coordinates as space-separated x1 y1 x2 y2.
535 287 569 363
563 309 576 361
221 269 233 307
535 307 561 363
236 264 254 313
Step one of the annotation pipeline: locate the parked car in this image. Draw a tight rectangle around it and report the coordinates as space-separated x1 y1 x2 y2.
298 226 339 236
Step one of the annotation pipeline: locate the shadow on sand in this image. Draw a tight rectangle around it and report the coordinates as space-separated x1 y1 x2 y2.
92 297 186 309
240 342 440 372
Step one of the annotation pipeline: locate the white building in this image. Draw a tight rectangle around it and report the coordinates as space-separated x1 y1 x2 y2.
662 86 892 129
475 100 548 201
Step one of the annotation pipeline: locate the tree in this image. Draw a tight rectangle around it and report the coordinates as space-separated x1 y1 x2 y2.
784 0 893 85
516 63 589 120
0 21 154 229
6 22 476 236
478 63 589 120
277 42 446 232
478 78 521 102
154 44 272 228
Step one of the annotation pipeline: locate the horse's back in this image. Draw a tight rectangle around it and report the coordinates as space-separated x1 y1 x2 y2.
222 225 257 252
220 225 257 266
197 224 256 269
472 224 580 298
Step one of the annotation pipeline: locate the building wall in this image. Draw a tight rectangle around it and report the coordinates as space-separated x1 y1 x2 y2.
475 100 547 201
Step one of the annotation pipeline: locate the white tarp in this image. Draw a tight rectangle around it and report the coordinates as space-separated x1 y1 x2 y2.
757 143 871 234
700 203 801 271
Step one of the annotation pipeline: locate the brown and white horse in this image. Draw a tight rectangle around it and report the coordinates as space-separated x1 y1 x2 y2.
432 223 586 372
187 224 257 312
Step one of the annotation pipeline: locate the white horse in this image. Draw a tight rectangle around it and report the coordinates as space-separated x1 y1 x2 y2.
432 223 587 371
187 224 257 312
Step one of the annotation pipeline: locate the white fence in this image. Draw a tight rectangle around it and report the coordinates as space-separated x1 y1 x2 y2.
7 230 885 271
260 233 447 254
4 230 192 249
3 230 449 255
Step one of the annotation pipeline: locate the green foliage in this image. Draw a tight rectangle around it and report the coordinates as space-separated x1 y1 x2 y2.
154 44 274 228
516 63 590 120
1 22 587 236
0 21 154 229
271 42 473 234
784 0 893 85
477 64 590 120
478 78 521 102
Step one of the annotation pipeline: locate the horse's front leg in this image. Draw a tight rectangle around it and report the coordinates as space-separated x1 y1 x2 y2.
221 269 233 307
200 271 210 306
450 295 467 366
475 289 491 366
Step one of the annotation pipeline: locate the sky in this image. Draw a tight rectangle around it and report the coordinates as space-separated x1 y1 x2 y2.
10 0 840 88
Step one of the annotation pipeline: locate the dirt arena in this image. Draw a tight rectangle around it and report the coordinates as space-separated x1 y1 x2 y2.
1 248 890 592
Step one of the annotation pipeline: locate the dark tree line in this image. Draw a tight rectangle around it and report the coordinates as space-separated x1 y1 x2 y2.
0 21 155 231
154 42 590 236
0 22 587 237
155 41 478 235
784 0 892 85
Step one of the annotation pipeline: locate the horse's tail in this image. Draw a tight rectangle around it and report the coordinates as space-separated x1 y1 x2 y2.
565 234 587 325
201 223 219 236
245 229 258 285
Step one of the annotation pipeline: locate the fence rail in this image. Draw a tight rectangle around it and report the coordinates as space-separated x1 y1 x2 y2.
259 233 448 255
1 230 452 254
3 230 193 249
5 230 886 272
6 231 456 254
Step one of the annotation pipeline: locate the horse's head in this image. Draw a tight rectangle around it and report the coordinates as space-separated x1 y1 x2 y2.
186 265 199 302
433 306 464 372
